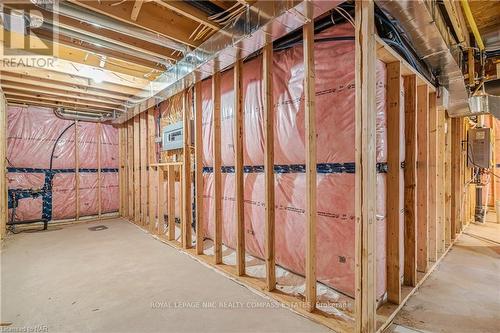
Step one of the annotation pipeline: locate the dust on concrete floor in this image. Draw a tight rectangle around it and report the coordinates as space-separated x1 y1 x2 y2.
0 218 330 333
385 220 500 333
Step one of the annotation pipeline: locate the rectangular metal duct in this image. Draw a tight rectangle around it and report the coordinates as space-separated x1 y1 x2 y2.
114 0 343 124
376 0 471 117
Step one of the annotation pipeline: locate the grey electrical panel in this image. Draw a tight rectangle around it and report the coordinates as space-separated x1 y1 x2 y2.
162 120 194 151
467 128 492 169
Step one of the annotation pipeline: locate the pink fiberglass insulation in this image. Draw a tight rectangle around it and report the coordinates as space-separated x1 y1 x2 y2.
199 23 388 299
7 105 119 222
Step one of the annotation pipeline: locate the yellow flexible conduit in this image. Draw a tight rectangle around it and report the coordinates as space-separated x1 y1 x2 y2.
460 0 485 51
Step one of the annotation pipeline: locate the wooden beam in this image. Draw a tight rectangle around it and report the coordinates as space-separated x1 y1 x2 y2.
4 92 120 111
128 120 135 221
55 15 180 61
97 123 102 218
134 116 141 223
182 91 192 249
0 69 143 97
140 112 148 225
354 0 377 331
263 40 275 291
154 0 219 31
416 85 429 273
4 97 114 114
1 35 151 88
386 61 403 304
303 7 317 312
212 70 222 264
428 92 438 263
1 74 134 102
69 0 200 49
403 75 417 287
2 80 124 108
148 108 157 233
167 164 176 241
234 57 245 276
194 81 204 255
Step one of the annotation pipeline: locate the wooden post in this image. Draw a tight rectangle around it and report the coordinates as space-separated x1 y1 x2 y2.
451 117 462 237
148 108 156 232
354 0 377 331
213 69 222 264
303 6 317 312
263 40 276 291
386 61 402 304
75 120 80 220
403 75 417 287
128 120 135 221
157 167 165 237
428 92 438 262
167 164 175 241
182 91 192 249
194 81 204 255
134 116 140 223
416 85 429 273
234 56 245 275
97 122 102 218
140 112 148 225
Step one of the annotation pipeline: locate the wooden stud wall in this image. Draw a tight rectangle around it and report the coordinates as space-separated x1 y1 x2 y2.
115 7 469 333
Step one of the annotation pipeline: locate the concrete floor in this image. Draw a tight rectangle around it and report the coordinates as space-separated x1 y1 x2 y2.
1 218 330 333
386 220 500 333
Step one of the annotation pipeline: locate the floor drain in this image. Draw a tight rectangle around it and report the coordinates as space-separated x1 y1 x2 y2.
88 225 108 231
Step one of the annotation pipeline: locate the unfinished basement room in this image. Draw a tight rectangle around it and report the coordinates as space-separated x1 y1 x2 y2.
1 0 499 332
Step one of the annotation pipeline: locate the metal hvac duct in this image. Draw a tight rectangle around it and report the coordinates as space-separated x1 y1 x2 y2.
115 0 343 123
376 0 471 117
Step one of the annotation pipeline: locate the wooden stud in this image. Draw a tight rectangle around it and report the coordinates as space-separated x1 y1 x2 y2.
157 167 165 237
118 125 124 216
140 112 148 225
416 85 429 273
303 7 317 312
75 120 80 220
386 61 402 304
263 40 276 291
234 56 245 276
451 117 462 237
134 116 141 223
444 115 452 246
182 91 192 249
128 120 135 221
428 92 438 262
148 108 157 233
354 0 377 331
213 69 222 264
437 108 446 254
403 75 417 287
194 81 204 255
97 122 102 218
167 164 176 241
0 91 7 238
